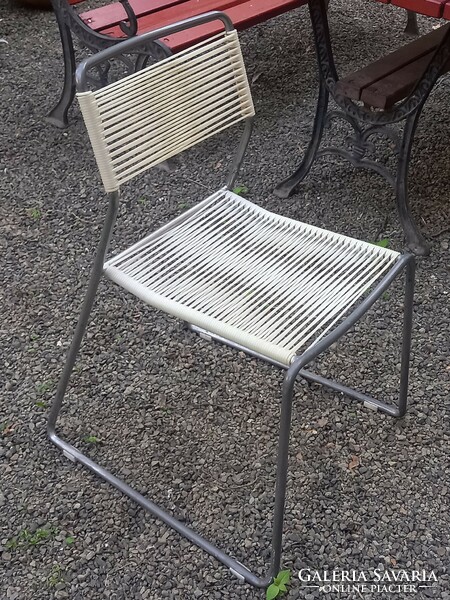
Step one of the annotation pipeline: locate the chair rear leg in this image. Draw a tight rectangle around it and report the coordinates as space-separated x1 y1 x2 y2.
48 193 119 439
189 256 415 420
397 111 429 256
396 257 415 417
46 1 77 129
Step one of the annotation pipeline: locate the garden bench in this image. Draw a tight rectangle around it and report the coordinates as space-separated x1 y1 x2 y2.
48 0 307 128
336 23 450 109
275 0 450 256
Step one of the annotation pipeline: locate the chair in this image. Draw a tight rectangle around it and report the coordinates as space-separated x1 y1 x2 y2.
48 12 416 591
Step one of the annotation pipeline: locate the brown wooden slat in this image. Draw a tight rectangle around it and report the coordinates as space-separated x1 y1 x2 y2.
361 51 433 109
336 24 450 101
362 52 450 108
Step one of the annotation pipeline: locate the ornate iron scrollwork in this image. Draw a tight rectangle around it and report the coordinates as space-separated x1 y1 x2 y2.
47 0 173 127
82 44 172 92
119 0 138 37
318 110 400 186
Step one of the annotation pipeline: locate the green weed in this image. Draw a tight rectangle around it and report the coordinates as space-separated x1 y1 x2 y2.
372 238 390 248
82 435 101 445
47 564 64 588
27 207 42 220
1 422 14 435
6 527 58 550
36 380 54 395
266 570 290 599
232 185 249 197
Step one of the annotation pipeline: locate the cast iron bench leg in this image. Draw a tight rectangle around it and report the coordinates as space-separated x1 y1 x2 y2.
46 0 76 129
405 10 419 36
274 76 329 199
276 89 430 254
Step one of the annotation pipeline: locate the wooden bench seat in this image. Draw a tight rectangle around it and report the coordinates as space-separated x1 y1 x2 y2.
377 0 450 19
48 0 307 127
79 0 304 51
336 23 450 109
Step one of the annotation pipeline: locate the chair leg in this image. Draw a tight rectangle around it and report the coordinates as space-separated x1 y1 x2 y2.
300 262 415 418
46 201 299 587
48 355 296 588
48 193 119 436
47 192 284 589
270 367 297 575
397 257 415 417
46 3 76 129
396 111 430 256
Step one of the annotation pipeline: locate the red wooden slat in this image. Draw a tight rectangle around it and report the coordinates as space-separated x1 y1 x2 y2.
96 0 305 49
443 0 450 18
380 0 446 17
80 0 241 32
159 0 305 48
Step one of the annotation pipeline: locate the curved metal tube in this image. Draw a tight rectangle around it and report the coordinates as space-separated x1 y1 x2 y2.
76 11 234 91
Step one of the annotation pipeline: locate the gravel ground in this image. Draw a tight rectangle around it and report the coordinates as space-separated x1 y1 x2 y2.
1 1 449 599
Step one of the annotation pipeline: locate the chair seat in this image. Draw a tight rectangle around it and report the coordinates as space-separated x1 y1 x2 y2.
104 189 400 365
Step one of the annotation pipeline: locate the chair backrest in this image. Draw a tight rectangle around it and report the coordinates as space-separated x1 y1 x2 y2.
76 15 255 193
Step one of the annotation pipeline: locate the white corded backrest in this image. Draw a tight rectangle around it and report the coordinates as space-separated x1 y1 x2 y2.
77 30 255 192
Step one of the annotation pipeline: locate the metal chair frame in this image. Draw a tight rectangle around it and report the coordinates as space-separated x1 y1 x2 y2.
48 12 416 590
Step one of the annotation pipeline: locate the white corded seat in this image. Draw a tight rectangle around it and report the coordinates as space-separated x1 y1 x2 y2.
105 189 399 366
48 12 415 592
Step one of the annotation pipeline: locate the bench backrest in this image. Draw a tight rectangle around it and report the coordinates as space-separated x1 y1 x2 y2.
76 16 254 192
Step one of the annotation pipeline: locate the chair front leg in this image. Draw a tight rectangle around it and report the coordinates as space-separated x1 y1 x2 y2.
270 361 305 576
